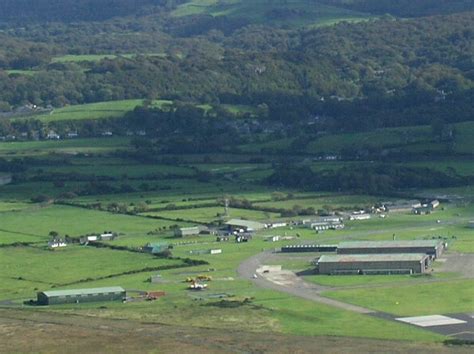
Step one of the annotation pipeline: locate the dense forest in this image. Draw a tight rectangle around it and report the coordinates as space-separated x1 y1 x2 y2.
0 1 472 135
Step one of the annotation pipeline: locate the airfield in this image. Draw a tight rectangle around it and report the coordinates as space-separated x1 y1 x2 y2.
0 134 473 352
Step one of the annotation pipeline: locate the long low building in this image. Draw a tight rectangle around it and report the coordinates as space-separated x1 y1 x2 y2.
317 254 430 275
225 219 266 232
37 286 126 305
281 244 338 253
337 240 445 258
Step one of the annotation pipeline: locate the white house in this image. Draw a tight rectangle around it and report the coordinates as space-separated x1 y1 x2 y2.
48 239 67 248
46 130 60 140
100 232 114 240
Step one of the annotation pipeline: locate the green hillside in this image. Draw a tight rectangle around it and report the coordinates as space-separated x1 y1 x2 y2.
172 0 371 27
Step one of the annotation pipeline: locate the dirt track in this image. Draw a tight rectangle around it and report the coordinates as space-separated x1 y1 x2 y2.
0 309 471 354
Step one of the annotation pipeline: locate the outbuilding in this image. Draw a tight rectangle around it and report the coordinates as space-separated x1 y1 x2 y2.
225 219 265 232
174 226 202 237
37 286 126 305
143 243 169 255
336 240 444 258
317 254 430 275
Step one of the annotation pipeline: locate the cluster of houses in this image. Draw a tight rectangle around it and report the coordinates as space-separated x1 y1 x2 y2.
377 200 440 215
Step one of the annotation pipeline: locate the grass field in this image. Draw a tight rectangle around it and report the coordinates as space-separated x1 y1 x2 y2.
0 130 473 344
254 194 381 211
304 273 459 287
51 53 167 63
143 206 279 222
323 280 474 316
0 137 130 157
6 69 39 76
11 99 174 123
0 246 184 300
172 0 371 28
0 204 187 240
240 121 474 157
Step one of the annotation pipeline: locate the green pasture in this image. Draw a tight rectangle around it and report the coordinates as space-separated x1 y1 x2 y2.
0 201 31 212
323 280 474 316
403 159 474 176
6 69 38 76
304 272 460 288
13 100 137 123
29 238 442 342
0 245 184 300
35 163 195 178
254 194 381 211
241 121 474 156
51 53 167 63
0 204 186 239
172 0 371 28
306 125 431 154
143 206 279 222
0 229 45 245
11 99 177 123
0 137 130 157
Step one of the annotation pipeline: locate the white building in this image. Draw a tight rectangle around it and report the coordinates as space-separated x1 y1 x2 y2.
48 239 67 248
349 214 371 221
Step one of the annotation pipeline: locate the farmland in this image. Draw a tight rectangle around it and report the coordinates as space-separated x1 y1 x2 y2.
172 0 372 27
0 122 473 347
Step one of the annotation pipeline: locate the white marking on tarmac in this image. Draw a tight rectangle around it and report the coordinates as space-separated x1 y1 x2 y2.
396 315 467 327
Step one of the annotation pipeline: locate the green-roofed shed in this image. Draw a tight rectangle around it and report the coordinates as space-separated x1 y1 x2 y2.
37 286 125 305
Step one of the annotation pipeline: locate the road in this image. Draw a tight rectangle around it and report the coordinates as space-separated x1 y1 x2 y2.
237 250 375 314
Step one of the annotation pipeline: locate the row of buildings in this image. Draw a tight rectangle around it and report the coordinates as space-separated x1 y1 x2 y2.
315 240 446 275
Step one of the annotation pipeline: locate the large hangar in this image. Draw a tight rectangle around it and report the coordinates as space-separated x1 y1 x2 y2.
37 286 126 305
317 254 430 275
337 240 445 258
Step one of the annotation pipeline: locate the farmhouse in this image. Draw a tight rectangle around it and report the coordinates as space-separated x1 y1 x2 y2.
317 254 430 275
337 240 445 258
225 219 266 232
37 286 126 305
48 238 67 248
